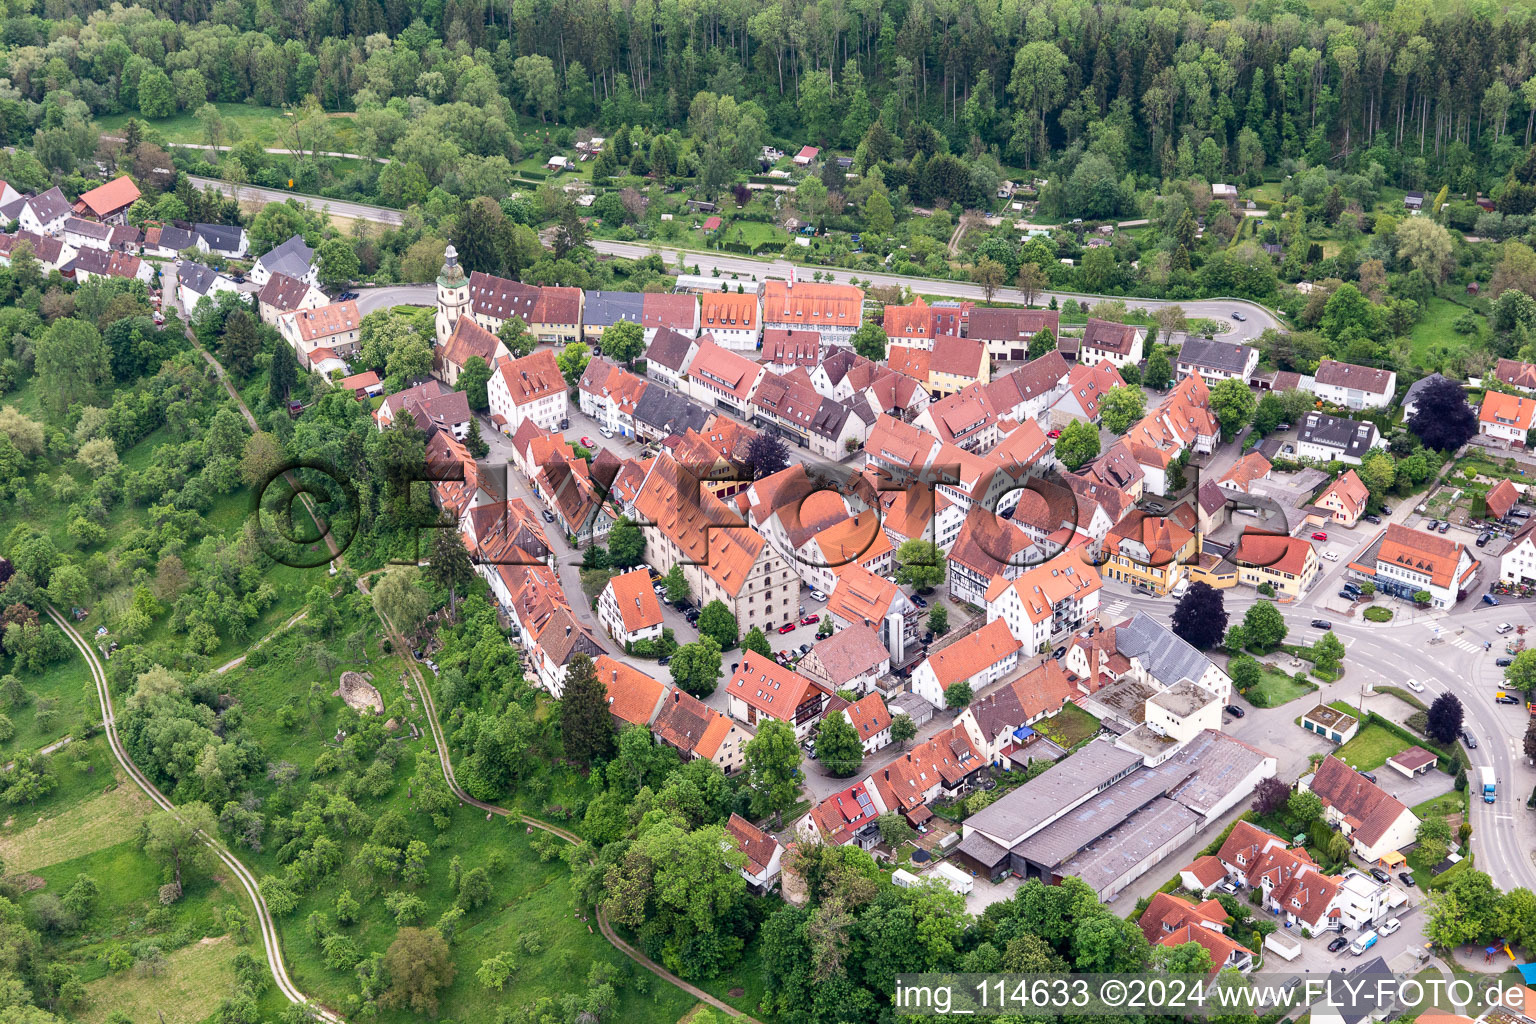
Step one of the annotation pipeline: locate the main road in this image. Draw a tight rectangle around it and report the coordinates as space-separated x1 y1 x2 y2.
187 177 1281 341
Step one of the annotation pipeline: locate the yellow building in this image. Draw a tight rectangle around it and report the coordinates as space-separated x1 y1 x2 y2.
1233 528 1320 598
1100 510 1198 595
927 336 991 398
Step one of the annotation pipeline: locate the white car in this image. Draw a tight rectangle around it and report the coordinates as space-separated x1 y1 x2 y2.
1322 550 1339 561
809 589 829 602
1407 679 1424 693
1379 919 1401 936
1497 622 1515 635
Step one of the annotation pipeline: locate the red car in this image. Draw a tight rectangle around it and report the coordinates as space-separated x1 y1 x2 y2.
1311 531 1328 541
580 436 595 448
1047 428 1062 439
777 623 796 634
800 614 820 626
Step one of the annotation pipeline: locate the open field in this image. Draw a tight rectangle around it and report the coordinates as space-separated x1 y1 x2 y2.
80 936 240 1024
95 103 357 151
1335 722 1411 770
1038 702 1101 749
1246 666 1317 707
0 777 151 872
1409 296 1481 361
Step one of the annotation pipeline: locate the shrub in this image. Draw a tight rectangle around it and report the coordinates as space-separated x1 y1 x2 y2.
1363 606 1393 622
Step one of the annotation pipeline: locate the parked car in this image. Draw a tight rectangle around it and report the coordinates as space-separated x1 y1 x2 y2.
579 436 595 448
1426 519 1440 531
1478 533 1492 547
1496 693 1519 703
1226 704 1246 718
1399 872 1416 887
799 614 820 626
1497 621 1514 633
1311 531 1329 541
809 589 828 602
1339 590 1358 600
1486 594 1503 607
1515 508 1533 518
1439 520 1451 533
1051 647 1066 660
799 643 811 654
1498 657 1514 667
1327 936 1350 953
540 509 557 523
1323 550 1340 561
1380 919 1401 936
1364 514 1382 524
1369 867 1391 883
1312 619 1333 629
599 427 615 439
911 594 928 608
777 623 796 634
1360 771 1377 783
922 632 934 644
1047 428 1062 439
730 662 739 673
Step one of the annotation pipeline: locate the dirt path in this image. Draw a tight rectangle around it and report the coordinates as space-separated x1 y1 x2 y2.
217 609 309 674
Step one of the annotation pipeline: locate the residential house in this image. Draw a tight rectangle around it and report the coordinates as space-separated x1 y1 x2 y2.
887 346 930 383
880 296 968 350
1175 337 1259 385
825 563 922 669
1296 411 1382 465
374 379 472 439
487 348 567 434
62 216 112 251
1403 373 1455 418
1311 360 1397 410
1101 510 1197 595
927 337 989 398
632 452 801 634
985 549 1103 654
458 268 540 335
1138 894 1253 976
194 223 249 259
956 659 1079 765
792 626 890 696
1480 390 1536 446
1050 358 1126 424
983 351 1072 423
1347 523 1479 608
948 505 1034 606
726 651 831 740
437 314 511 388
581 289 645 345
1301 704 1360 745
257 271 326 326
760 280 864 346
724 814 784 891
840 692 894 754
1499 519 1536 585
1218 452 1273 495
1077 611 1233 702
597 568 665 648
699 292 761 350
966 307 1061 362
863 413 942 481
1494 358 1536 393
72 176 139 225
536 452 616 546
760 329 821 372
176 262 239 312
910 618 1023 709
1233 528 1320 598
866 723 985 822
67 247 152 286
1300 756 1421 862
18 187 71 236
686 337 766 417
644 327 701 388
337 370 383 399
578 358 650 438
652 690 749 775
141 225 195 258
280 301 363 375
798 780 884 848
528 286 583 344
250 234 316 287
1316 470 1370 526
632 386 711 443
1077 318 1144 369
913 390 999 453
595 656 667 727
793 146 819 166
640 293 699 340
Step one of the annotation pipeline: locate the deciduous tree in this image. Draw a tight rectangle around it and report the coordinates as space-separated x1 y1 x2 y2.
1171 582 1228 650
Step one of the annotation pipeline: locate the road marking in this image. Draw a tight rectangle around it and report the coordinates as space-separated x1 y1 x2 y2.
1497 814 1515 821
1102 600 1126 617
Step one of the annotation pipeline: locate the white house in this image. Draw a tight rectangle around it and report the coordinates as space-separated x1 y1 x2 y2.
1354 523 1478 610
1300 756 1421 863
984 550 1102 654
487 348 568 434
840 692 893 754
725 813 784 893
1294 411 1382 465
1077 318 1145 369
596 568 664 648
910 618 1022 709
177 262 240 313
1480 391 1536 446
1500 520 1536 585
1309 360 1396 411
17 187 70 236
250 234 317 288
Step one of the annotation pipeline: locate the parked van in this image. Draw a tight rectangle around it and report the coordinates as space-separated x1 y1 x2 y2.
1350 930 1379 955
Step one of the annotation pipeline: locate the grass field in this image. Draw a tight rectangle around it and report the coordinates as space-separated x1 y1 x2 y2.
1038 702 1102 749
0 777 152 872
1410 296 1481 361
1245 666 1318 708
1335 722 1411 770
95 103 357 152
80 936 241 1024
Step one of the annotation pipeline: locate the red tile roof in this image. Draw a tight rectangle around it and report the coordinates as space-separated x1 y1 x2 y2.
725 813 780 874
74 175 140 218
919 618 1021 690
496 348 565 407
1487 478 1520 519
596 656 666 726
1481 390 1536 431
606 568 663 633
1309 755 1414 848
290 301 361 343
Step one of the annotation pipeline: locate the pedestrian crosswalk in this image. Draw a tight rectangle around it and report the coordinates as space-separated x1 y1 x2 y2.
1101 600 1127 618
1447 637 1486 653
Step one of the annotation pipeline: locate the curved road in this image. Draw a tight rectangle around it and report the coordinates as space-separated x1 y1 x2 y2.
370 599 765 1024
187 176 1281 339
46 606 342 1023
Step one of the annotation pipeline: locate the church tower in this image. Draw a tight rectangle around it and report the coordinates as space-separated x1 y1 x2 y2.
435 244 470 346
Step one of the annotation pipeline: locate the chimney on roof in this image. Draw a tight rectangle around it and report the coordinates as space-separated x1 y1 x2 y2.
566 624 572 637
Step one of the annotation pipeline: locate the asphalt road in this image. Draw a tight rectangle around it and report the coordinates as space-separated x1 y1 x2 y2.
186 176 1281 341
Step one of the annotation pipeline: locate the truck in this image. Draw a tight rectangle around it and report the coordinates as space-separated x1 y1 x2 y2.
1482 766 1497 803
